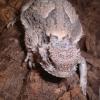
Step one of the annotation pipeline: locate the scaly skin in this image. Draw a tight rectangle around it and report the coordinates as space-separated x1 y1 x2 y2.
21 0 87 95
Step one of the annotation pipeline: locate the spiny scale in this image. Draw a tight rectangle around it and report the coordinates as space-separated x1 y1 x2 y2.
21 0 87 95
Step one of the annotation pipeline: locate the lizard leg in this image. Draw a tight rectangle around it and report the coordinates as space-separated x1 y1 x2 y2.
79 57 87 95
39 45 54 71
25 51 35 69
7 18 17 28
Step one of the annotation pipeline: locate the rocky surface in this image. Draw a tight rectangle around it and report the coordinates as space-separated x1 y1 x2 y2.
0 0 100 100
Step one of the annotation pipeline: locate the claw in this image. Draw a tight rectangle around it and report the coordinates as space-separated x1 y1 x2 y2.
7 18 16 28
80 79 87 95
24 52 35 68
28 60 33 69
24 55 29 62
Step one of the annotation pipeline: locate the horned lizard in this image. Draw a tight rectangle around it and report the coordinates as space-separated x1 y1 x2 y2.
21 0 87 95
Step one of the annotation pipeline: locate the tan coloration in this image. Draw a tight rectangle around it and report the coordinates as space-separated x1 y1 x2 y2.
45 0 72 39
50 0 66 39
21 0 82 40
47 30 68 40
21 0 87 95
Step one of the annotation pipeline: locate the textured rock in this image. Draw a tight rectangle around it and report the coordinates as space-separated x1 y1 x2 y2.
0 26 28 100
8 0 24 10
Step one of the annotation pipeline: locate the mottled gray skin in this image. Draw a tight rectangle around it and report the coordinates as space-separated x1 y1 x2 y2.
21 0 87 95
